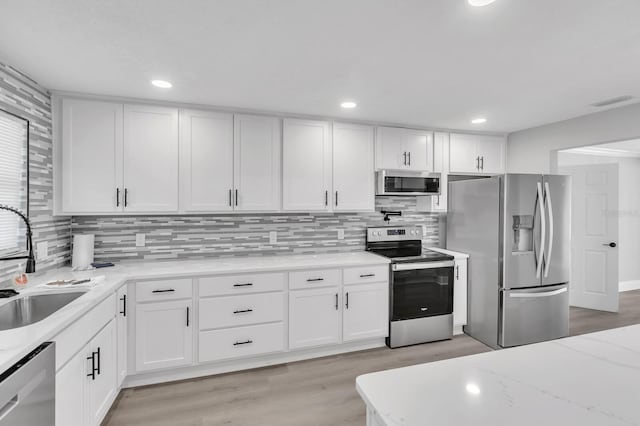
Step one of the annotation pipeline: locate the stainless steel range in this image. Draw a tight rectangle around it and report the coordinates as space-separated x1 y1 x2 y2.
366 226 454 348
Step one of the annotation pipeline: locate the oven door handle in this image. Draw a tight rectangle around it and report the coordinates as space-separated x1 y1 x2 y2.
392 261 454 271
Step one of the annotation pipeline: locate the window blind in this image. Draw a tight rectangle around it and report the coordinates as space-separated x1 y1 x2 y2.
0 110 28 257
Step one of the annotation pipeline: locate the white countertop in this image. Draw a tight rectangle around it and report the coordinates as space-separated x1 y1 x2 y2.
357 325 640 426
0 251 388 373
427 247 469 258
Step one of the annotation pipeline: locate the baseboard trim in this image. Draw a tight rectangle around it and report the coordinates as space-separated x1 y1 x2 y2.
619 280 640 292
123 338 386 388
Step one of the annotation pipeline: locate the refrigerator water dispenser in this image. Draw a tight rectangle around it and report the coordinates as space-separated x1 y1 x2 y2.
512 215 533 252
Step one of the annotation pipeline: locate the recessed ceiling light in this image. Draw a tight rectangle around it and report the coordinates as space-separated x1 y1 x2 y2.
151 79 172 89
466 383 481 395
468 0 497 6
471 117 487 124
340 101 357 109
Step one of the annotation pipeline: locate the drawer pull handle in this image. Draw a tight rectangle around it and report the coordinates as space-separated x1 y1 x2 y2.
306 278 324 282
152 289 175 293
233 340 253 346
359 273 375 278
233 309 254 314
233 283 253 287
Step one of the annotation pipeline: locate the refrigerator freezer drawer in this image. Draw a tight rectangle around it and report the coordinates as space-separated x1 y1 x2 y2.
499 284 569 348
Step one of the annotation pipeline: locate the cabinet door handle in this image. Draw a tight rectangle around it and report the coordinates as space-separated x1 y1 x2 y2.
86 352 96 380
233 283 253 287
124 188 129 207
476 156 480 170
345 292 349 309
152 289 175 293
335 191 338 207
480 156 484 170
325 190 328 206
456 265 459 280
186 306 190 327
233 308 253 314
233 340 253 346
119 294 126 316
335 293 339 310
229 189 232 207
306 278 324 282
408 151 411 166
96 347 101 375
359 273 375 278
116 188 120 207
235 189 238 206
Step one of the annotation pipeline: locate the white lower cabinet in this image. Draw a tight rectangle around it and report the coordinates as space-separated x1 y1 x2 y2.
289 287 342 349
135 300 193 372
343 283 389 342
453 257 468 330
116 285 128 387
199 323 284 363
55 320 117 426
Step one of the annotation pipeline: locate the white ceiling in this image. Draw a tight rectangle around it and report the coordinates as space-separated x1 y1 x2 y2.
1 0 639 133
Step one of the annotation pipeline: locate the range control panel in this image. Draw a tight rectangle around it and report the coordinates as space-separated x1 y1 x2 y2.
367 226 423 242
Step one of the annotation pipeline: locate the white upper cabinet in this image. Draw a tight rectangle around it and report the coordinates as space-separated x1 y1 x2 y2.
332 122 374 211
179 110 234 212
234 114 282 211
375 126 433 172
282 118 332 211
123 104 179 212
61 98 123 213
449 133 505 174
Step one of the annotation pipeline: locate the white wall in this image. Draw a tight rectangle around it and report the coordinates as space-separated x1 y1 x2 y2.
558 152 640 288
507 102 640 173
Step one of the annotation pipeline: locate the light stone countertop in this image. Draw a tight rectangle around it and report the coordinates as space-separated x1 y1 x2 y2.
0 251 389 373
357 324 640 426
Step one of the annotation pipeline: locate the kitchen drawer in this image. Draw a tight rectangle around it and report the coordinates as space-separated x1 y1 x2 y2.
136 278 192 302
289 268 341 289
199 272 285 297
199 293 284 330
343 265 389 285
199 322 284 363
53 293 115 371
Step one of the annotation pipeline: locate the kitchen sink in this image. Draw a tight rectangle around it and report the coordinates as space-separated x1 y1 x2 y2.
0 292 85 331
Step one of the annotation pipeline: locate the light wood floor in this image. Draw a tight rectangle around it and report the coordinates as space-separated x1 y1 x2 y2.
103 290 640 426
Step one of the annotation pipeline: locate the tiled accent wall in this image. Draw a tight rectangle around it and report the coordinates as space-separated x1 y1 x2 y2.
0 62 71 282
72 197 440 262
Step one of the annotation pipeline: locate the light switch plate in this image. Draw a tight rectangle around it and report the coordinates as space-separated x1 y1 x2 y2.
36 241 48 260
136 233 146 247
269 231 277 244
337 229 345 240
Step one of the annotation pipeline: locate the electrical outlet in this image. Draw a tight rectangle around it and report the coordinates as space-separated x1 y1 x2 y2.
36 241 48 260
136 233 146 247
337 229 345 240
269 231 277 244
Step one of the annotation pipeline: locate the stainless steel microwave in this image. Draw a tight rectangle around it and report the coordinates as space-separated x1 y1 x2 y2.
376 170 440 196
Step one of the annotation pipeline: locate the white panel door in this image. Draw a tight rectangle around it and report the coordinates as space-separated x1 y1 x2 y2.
234 114 281 211
87 320 117 426
55 349 85 426
453 258 468 329
135 300 193 372
476 135 505 174
449 133 480 173
180 109 234 212
404 129 432 171
61 98 123 213
282 118 332 211
116 285 128 387
333 122 374 211
375 126 406 169
343 282 388 342
289 287 341 349
560 163 619 312
123 104 179 212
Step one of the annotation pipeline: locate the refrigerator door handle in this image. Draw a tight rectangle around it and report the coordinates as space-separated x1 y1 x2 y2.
544 181 554 278
509 287 567 298
536 182 546 279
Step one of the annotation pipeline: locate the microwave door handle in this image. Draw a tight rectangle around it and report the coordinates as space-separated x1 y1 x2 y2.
536 182 546 279
544 182 554 278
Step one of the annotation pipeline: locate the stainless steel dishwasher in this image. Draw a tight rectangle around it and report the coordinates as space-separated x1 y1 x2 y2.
0 342 55 426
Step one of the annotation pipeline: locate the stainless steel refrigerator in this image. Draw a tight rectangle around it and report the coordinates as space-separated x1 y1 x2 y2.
447 174 570 349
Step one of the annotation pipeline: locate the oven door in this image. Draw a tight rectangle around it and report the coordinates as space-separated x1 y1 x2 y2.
391 261 454 320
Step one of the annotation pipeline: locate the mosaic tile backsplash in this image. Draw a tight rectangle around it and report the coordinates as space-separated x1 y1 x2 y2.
0 62 71 282
72 197 441 263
